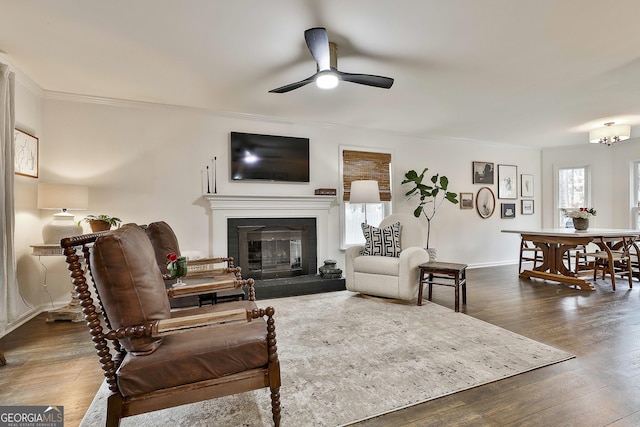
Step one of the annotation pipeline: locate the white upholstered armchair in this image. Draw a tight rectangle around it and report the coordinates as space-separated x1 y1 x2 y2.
345 213 429 301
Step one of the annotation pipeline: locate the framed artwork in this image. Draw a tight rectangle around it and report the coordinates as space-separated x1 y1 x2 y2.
521 174 534 198
460 192 474 209
501 203 516 218
472 161 494 184
521 199 534 215
497 164 517 199
14 128 39 178
476 187 496 219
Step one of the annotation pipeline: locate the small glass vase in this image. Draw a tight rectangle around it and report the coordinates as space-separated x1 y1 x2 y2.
169 257 188 287
572 217 589 231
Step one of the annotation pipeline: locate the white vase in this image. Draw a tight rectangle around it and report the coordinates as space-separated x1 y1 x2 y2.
426 248 437 261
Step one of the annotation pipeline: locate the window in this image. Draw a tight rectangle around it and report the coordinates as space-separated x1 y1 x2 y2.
633 160 640 208
556 165 590 227
341 149 392 247
632 160 640 229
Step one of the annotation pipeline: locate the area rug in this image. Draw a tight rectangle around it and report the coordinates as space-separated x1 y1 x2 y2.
81 291 574 427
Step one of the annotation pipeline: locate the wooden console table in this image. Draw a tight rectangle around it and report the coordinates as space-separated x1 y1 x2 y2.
502 229 640 291
31 243 83 322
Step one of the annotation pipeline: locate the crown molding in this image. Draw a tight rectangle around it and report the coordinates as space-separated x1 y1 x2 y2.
0 53 43 96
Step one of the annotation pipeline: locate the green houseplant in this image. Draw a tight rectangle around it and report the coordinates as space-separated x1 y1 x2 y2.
79 214 122 232
402 168 458 249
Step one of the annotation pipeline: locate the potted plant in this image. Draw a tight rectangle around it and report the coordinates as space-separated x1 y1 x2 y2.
79 214 122 232
562 207 596 231
402 168 458 254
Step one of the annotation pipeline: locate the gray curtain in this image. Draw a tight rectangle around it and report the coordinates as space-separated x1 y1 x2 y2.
0 62 16 334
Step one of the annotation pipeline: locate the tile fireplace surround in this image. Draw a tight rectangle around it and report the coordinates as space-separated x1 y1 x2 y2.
203 194 336 271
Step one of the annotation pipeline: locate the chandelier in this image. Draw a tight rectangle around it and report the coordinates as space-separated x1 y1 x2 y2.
589 122 631 146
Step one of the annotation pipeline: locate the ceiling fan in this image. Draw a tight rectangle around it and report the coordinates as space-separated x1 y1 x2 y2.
269 27 394 93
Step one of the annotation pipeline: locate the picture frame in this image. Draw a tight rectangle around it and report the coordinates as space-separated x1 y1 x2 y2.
476 187 496 219
521 199 534 215
501 203 516 219
521 174 534 198
497 164 517 199
472 161 494 184
460 192 474 209
14 128 39 178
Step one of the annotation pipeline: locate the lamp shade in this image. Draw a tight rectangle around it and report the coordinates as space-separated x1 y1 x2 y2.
37 183 89 210
349 180 381 203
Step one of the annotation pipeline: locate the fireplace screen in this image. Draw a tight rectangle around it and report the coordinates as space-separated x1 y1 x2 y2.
229 217 317 280
238 225 308 279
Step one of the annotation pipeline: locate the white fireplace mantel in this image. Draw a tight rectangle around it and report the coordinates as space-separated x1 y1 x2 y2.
204 194 336 211
203 194 337 267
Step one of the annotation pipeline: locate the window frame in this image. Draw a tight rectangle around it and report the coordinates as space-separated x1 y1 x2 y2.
631 160 640 229
554 164 591 228
339 146 393 249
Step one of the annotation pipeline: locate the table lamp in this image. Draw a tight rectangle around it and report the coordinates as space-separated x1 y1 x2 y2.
350 180 380 224
37 183 89 244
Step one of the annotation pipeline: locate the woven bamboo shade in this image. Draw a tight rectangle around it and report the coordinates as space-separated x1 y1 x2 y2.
343 150 391 201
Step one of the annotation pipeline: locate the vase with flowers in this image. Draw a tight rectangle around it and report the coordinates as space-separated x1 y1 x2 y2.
563 207 596 231
166 252 187 287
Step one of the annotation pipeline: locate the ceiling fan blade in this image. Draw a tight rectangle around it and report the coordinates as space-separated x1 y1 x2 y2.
304 27 331 71
337 71 394 89
269 74 317 93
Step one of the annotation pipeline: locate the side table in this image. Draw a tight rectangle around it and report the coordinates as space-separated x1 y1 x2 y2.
418 261 468 312
31 243 83 323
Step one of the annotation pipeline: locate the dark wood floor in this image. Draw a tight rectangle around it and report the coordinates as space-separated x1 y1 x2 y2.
2 264 640 426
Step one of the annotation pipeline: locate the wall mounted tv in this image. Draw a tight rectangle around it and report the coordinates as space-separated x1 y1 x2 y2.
230 132 310 182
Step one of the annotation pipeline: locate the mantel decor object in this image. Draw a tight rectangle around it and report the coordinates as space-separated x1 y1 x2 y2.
319 259 342 279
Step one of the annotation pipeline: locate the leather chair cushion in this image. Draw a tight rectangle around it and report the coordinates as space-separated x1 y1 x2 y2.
117 301 268 397
353 254 400 276
145 221 181 276
91 224 171 355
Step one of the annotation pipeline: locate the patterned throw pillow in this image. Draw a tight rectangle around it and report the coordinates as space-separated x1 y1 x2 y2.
361 221 402 257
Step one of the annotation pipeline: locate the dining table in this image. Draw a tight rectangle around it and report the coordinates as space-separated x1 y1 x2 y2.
502 228 640 290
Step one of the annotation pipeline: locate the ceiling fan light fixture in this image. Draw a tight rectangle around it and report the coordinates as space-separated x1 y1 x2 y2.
316 71 339 89
589 122 631 146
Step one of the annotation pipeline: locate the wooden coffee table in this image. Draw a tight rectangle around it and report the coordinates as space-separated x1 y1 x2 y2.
418 261 468 312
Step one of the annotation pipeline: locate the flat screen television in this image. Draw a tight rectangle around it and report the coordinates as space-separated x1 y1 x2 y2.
230 132 310 182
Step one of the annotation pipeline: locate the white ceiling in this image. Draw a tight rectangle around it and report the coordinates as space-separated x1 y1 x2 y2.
2 0 640 148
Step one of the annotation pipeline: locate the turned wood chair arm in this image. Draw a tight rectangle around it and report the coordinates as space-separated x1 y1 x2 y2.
185 266 242 279
104 308 253 340
161 267 240 281
167 277 254 299
187 257 235 268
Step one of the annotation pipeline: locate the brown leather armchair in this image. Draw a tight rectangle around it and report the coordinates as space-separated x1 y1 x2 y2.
144 221 255 307
61 224 281 427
